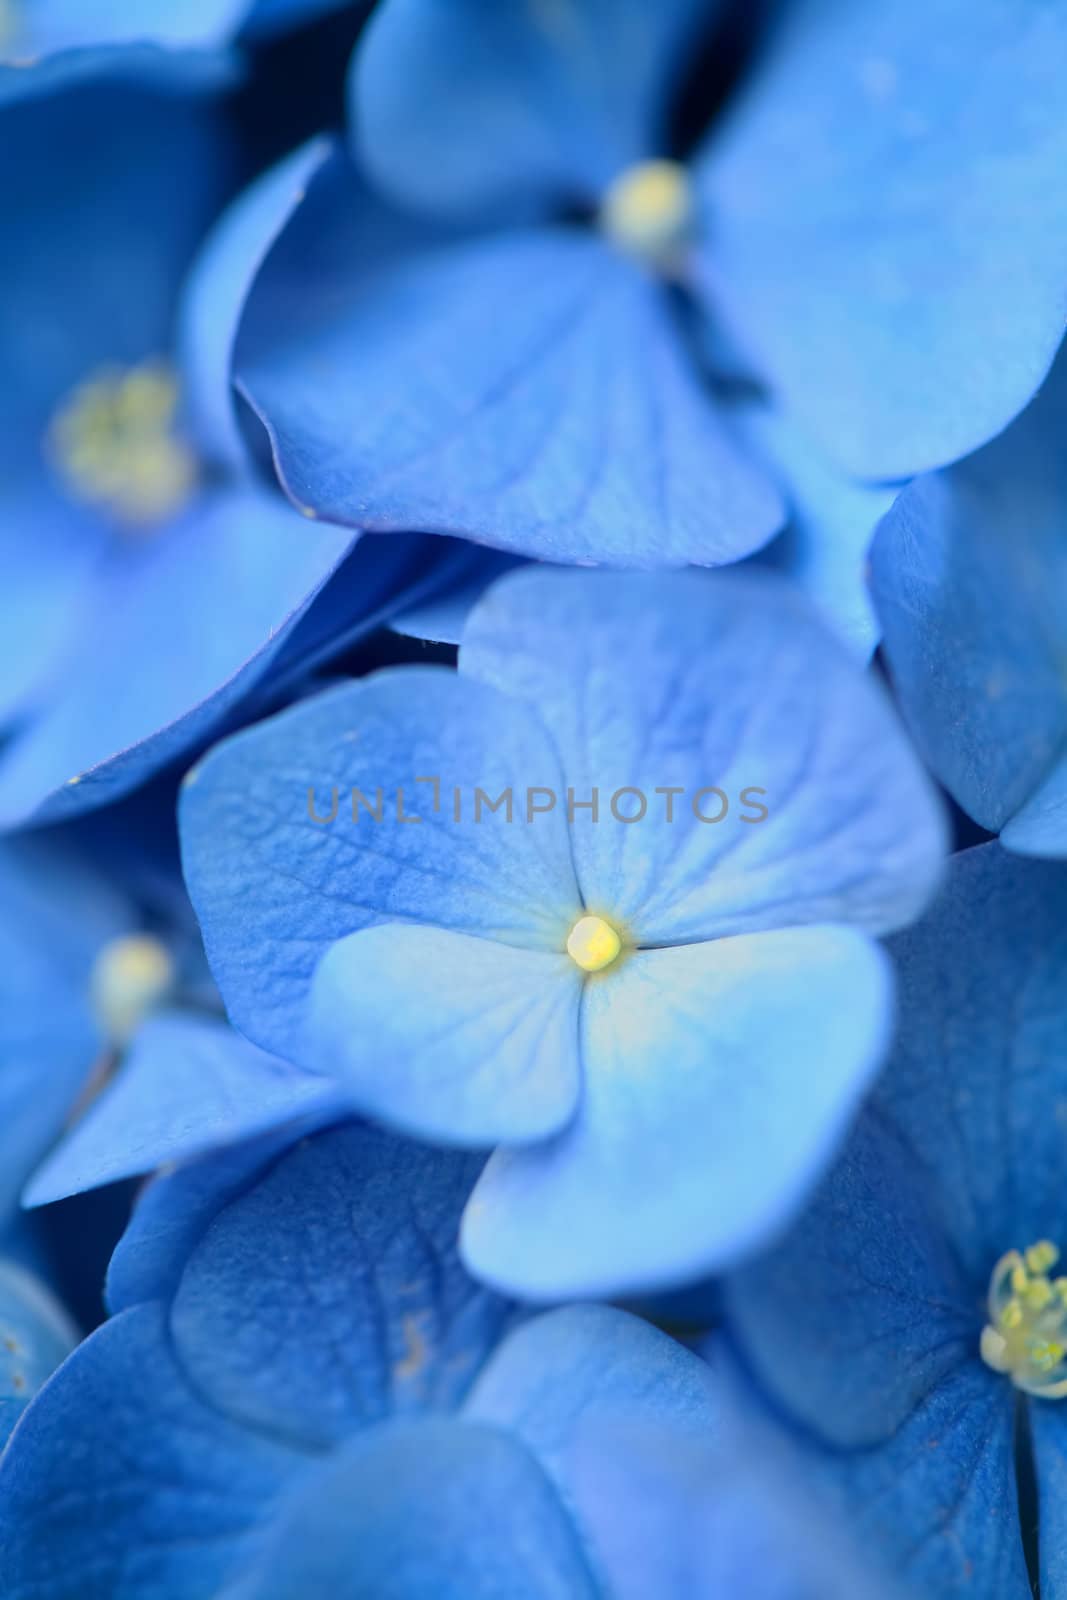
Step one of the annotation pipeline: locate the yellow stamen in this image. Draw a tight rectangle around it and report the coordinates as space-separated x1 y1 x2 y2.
599 160 693 269
981 1243 1067 1399
566 914 622 974
90 934 175 1045
46 360 197 528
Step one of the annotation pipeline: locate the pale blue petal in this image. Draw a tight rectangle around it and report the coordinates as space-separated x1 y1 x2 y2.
460 567 946 945
307 925 580 1144
1 0 247 57
179 670 578 1060
461 927 892 1298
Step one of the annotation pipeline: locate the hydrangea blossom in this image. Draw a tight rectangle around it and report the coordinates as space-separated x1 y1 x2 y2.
179 566 945 1297
721 844 1067 1597
234 0 1067 566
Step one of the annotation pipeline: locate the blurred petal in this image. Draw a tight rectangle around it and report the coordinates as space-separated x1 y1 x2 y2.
179 670 578 1060
0 1304 299 1600
24 1012 342 1206
351 0 719 217
308 925 580 1145
179 136 332 472
239 155 782 565
1 0 247 58
461 567 946 944
0 1261 77 1447
219 1418 598 1600
169 1124 513 1449
872 352 1067 846
696 0 1067 477
0 486 355 827
462 927 892 1298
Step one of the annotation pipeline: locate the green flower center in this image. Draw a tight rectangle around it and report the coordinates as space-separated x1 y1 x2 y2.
980 1241 1067 1398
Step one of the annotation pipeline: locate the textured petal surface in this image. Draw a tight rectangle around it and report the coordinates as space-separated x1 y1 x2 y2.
24 1012 342 1206
219 1419 599 1600
462 927 892 1298
351 0 718 216
180 669 578 1060
872 351 1067 845
461 567 946 944
238 153 782 565
169 1124 514 1450
0 1304 301 1600
307 925 580 1144
696 0 1067 477
0 487 356 827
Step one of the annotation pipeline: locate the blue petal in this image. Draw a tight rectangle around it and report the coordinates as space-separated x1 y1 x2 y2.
743 406 896 659
179 136 333 472
0 42 237 102
219 1418 599 1600
106 1127 315 1312
240 0 351 39
238 155 783 564
24 1012 343 1206
695 0 1067 477
0 1304 300 1600
0 837 129 1221
460 567 946 945
179 670 578 1060
307 926 580 1144
461 927 892 1298
1034 1407 1067 1599
168 1123 514 1449
871 352 1067 846
0 486 356 827
0 498 103 727
1 0 247 58
0 1261 77 1447
351 0 719 217
390 544 524 646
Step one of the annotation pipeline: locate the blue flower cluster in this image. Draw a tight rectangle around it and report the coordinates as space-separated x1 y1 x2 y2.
0 2 1065 1595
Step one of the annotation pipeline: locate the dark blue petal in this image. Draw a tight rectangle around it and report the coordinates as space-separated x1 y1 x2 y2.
179 670 578 1061
219 1418 599 1600
695 0 1067 477
24 1012 343 1206
460 568 946 944
0 1304 301 1600
0 1261 77 1447
351 0 720 217
872 352 1067 850
238 155 783 565
168 1124 513 1449
1034 1407 1067 1599
461 928 891 1298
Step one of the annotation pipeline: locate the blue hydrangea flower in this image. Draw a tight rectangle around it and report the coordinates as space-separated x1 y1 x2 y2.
721 843 1067 1598
872 346 1067 859
0 78 461 830
0 1118 905 1599
234 0 1067 567
179 567 945 1298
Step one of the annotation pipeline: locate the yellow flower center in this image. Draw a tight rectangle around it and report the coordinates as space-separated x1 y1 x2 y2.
46 361 198 529
599 160 694 267
90 934 175 1045
566 914 622 974
980 1241 1067 1398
